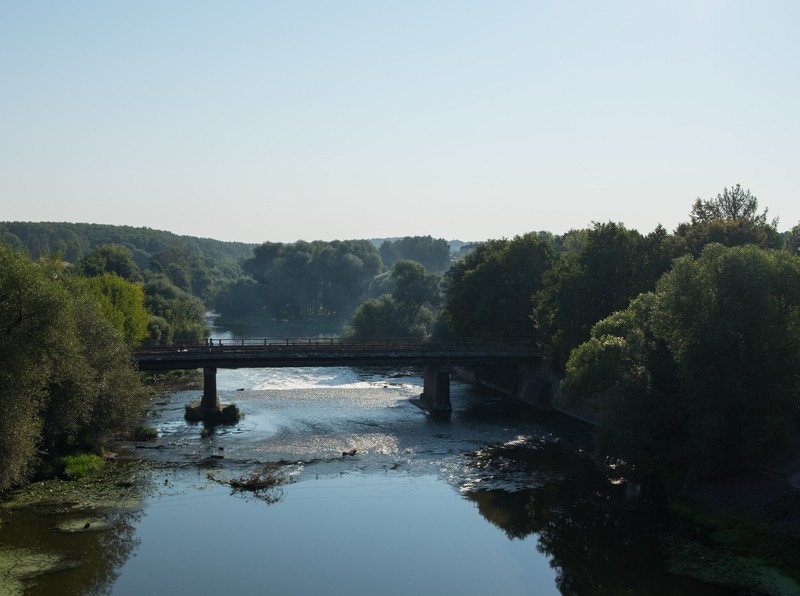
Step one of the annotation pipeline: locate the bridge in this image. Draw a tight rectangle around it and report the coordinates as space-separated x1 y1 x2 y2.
133 338 540 416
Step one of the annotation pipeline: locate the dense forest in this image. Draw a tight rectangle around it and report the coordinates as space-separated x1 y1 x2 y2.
2 185 800 493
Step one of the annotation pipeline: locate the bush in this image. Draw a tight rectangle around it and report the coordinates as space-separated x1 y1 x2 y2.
58 454 104 480
132 425 158 441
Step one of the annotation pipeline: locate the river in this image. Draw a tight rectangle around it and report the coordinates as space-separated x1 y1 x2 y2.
1 325 759 595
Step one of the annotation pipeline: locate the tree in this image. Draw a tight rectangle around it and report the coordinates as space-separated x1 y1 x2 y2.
784 222 800 255
76 274 150 345
214 277 268 318
75 244 142 282
391 260 441 315
0 247 150 491
563 244 800 480
347 295 403 338
0 248 70 489
676 185 781 256
690 184 771 225
379 236 452 272
143 273 208 343
236 240 383 323
442 233 555 341
347 260 441 339
533 222 670 368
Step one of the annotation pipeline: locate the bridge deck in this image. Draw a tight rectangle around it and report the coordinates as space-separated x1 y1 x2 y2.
133 338 539 371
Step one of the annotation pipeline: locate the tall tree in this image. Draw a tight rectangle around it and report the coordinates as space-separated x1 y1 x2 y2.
347 260 441 339
676 185 781 256
690 184 771 225
442 233 555 341
563 244 800 480
76 274 150 345
379 236 452 272
76 244 142 282
143 273 208 343
533 223 669 367
0 247 150 491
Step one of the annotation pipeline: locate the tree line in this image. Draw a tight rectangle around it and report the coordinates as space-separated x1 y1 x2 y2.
213 235 451 329
347 185 800 484
3 185 800 489
0 230 457 491
433 185 800 484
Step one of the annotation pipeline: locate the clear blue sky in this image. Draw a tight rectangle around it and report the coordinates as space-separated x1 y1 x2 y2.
2 1 798 243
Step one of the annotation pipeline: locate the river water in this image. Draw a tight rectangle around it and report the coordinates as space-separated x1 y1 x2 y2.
1 327 745 595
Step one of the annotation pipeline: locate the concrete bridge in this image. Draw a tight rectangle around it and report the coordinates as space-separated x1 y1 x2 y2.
133 338 540 416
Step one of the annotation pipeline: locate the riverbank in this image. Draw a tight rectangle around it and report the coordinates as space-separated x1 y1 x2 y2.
470 362 800 590
0 458 148 596
673 449 800 586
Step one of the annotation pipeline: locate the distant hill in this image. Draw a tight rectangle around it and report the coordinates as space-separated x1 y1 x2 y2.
0 221 256 264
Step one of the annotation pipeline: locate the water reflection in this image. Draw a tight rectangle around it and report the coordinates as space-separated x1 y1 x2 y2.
0 464 149 596
460 439 734 595
82 509 143 596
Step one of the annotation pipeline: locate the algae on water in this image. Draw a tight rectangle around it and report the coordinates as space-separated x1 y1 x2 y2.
0 547 78 596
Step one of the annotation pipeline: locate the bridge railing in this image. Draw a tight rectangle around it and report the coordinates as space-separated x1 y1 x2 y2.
134 337 538 355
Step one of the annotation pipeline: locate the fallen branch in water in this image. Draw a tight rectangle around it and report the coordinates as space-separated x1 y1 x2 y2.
207 463 289 504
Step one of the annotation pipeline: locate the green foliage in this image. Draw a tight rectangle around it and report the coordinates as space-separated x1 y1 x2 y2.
214 277 267 317
690 184 771 226
146 316 172 344
149 244 227 302
676 185 781 256
347 260 442 338
0 248 66 489
75 244 142 281
0 221 251 307
783 222 800 255
534 222 670 367
132 425 158 441
143 273 208 343
73 274 150 344
235 239 384 323
391 260 441 311
673 218 781 256
0 221 253 264
442 233 555 340
379 236 452 272
0 246 151 492
564 244 800 480
57 454 104 479
347 295 401 337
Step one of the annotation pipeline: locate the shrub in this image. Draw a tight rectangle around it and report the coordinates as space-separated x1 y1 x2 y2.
132 425 158 441
58 454 104 480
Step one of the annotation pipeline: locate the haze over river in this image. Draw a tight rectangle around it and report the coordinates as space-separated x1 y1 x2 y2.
1 324 742 595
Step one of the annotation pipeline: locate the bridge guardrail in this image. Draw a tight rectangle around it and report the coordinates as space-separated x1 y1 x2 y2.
134 337 539 355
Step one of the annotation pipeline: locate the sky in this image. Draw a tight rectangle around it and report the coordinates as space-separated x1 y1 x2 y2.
1 1 798 244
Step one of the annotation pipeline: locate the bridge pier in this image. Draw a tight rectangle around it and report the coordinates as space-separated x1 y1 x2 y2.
410 365 451 417
201 367 221 410
185 366 241 424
